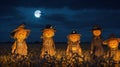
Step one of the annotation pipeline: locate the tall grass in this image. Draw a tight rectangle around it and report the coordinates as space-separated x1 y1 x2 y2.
0 43 119 67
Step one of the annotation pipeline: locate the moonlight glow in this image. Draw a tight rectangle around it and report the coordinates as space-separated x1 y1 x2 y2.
34 10 41 18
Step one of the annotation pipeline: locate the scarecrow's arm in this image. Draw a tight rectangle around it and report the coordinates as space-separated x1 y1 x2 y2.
11 41 16 54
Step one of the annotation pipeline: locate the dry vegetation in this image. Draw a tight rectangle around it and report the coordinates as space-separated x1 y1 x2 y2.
0 42 119 67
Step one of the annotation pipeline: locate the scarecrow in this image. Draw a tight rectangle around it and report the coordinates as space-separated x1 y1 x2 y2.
40 25 56 59
90 25 104 60
66 31 83 58
11 23 30 57
103 34 120 66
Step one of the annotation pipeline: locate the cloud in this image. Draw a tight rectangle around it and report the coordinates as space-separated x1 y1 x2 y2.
1 6 120 42
44 14 66 22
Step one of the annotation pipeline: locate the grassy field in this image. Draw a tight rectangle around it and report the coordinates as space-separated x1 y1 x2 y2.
0 42 118 67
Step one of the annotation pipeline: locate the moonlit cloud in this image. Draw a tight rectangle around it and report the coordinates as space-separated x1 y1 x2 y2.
0 0 120 42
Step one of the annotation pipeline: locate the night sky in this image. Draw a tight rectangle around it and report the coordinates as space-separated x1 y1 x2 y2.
0 0 120 42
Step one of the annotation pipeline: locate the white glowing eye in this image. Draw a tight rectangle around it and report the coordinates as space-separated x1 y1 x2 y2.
34 10 41 18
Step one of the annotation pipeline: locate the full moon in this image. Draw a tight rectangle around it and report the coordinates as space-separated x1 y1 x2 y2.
34 10 41 18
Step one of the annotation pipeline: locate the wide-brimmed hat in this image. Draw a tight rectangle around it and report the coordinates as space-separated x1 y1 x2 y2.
108 34 116 39
41 25 56 32
103 34 120 45
71 30 78 34
17 23 25 28
10 23 26 38
92 24 102 31
44 24 56 30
